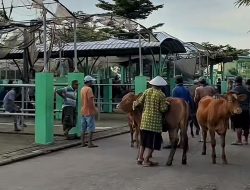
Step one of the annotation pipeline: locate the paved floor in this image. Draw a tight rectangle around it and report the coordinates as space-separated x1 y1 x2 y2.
0 113 128 158
0 113 128 135
0 131 250 190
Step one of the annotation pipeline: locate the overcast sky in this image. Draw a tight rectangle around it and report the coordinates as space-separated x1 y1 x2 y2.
58 0 250 49
3 0 250 49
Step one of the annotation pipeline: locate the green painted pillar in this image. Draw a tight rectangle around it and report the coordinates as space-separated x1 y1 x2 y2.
153 63 158 78
103 78 113 113
35 73 54 145
54 77 67 120
221 81 228 94
120 66 125 84
135 76 147 95
68 72 85 137
210 64 214 85
206 79 211 85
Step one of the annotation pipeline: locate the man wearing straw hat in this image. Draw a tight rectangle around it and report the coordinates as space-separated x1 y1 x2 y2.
133 76 169 167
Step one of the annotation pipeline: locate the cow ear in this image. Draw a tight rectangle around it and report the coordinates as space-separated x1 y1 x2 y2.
237 94 247 102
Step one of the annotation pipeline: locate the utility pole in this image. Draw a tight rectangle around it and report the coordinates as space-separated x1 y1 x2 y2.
138 29 143 76
73 18 78 72
43 7 48 72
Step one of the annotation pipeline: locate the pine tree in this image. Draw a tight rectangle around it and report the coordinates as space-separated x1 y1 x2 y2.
235 0 250 7
96 0 164 20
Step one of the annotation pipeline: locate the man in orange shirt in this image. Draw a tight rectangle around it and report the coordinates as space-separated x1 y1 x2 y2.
80 75 98 148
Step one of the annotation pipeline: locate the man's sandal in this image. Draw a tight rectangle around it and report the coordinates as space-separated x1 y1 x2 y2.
137 159 143 165
142 161 159 167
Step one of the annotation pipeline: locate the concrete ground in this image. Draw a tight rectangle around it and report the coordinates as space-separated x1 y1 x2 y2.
0 113 128 135
0 113 128 161
0 131 250 190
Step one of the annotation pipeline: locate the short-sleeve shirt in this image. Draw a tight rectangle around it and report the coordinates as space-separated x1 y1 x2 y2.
56 86 77 108
3 89 16 112
81 86 96 117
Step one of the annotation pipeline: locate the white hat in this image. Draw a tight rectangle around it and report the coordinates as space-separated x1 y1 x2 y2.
149 76 167 86
84 75 96 82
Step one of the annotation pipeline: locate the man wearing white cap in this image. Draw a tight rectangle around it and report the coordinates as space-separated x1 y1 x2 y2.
133 76 169 167
80 75 98 148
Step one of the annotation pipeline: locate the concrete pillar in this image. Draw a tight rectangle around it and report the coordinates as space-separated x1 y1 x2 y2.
68 72 84 137
35 73 54 145
135 76 147 95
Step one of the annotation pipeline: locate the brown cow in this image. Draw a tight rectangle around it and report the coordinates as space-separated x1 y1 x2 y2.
117 92 189 166
196 93 246 164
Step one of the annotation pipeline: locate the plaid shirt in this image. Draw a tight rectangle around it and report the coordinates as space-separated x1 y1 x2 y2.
134 88 168 133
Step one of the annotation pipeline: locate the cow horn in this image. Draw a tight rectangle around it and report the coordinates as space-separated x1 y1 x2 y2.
232 94 238 100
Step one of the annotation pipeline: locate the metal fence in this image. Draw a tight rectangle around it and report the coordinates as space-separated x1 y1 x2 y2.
0 83 135 119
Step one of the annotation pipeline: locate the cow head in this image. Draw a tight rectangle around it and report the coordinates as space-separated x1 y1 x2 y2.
225 92 247 115
116 92 142 113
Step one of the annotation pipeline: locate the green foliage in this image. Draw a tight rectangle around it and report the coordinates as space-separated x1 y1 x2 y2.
235 0 250 7
228 68 238 76
147 23 164 31
61 25 111 43
62 0 165 43
201 42 249 60
60 11 113 43
96 0 163 20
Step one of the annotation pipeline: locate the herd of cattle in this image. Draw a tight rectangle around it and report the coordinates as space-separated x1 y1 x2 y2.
116 91 246 165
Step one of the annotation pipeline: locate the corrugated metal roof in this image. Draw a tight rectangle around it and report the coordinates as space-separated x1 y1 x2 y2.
3 32 186 59
9 38 161 53
154 32 186 53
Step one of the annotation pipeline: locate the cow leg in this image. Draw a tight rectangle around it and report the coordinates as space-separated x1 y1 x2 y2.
193 116 200 136
135 126 140 148
190 120 194 138
201 128 207 155
129 124 134 147
166 129 178 166
209 129 216 164
181 129 188 165
221 134 228 164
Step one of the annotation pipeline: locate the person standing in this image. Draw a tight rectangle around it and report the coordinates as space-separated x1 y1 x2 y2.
172 76 199 137
133 76 169 167
216 78 222 94
56 80 79 139
228 79 234 91
172 76 194 107
3 87 23 131
231 76 250 145
194 77 216 142
194 77 216 104
80 75 98 148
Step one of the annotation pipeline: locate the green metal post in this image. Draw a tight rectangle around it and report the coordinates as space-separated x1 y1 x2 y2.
120 66 125 84
210 64 214 85
221 80 228 94
35 73 54 145
135 76 147 95
103 78 113 112
159 47 162 75
68 72 85 137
